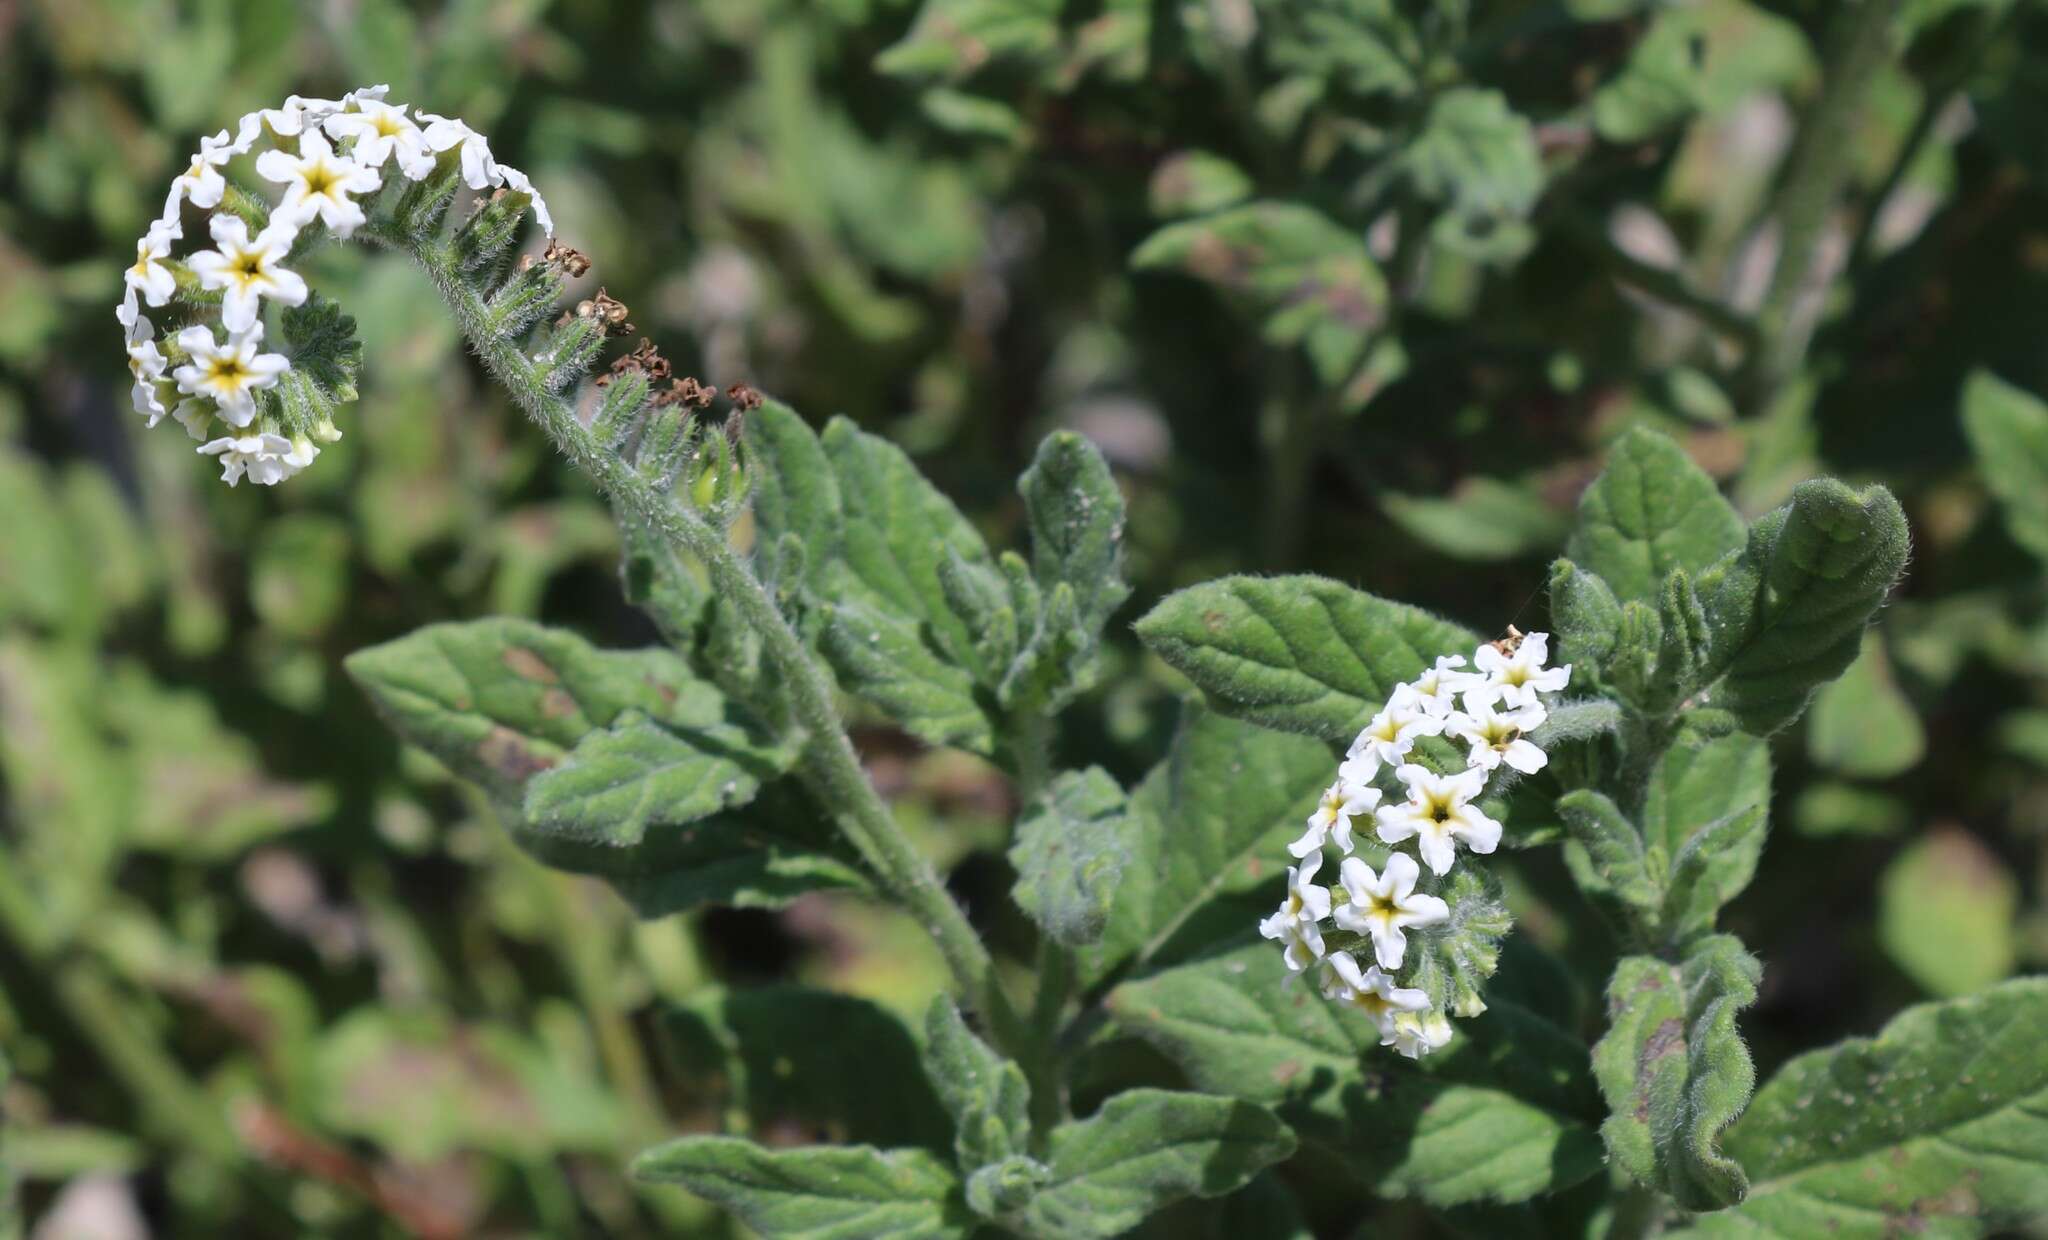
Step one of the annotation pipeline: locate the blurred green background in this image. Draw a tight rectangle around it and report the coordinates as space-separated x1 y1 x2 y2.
2 0 2046 1235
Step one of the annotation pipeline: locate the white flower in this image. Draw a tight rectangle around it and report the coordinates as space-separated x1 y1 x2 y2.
324 99 436 180
1331 851 1448 970
116 288 141 332
172 323 289 428
1446 696 1550 775
1472 631 1571 708
187 214 308 333
169 396 215 441
1409 654 1480 716
257 130 382 238
418 113 499 189
124 220 180 308
198 431 317 487
1320 950 1430 1037
497 164 554 236
1384 1009 1454 1060
126 317 169 425
1377 764 1502 876
253 95 343 139
1348 683 1445 768
166 127 240 213
1258 853 1331 973
1289 778 1381 859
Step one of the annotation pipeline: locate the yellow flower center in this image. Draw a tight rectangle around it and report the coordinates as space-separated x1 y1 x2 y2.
374 114 402 137
303 164 337 198
1349 990 1393 1017
1367 892 1401 922
206 358 248 389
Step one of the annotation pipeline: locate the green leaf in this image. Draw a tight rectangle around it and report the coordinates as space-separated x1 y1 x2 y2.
633 1139 973 1239
1806 631 1924 778
1010 768 1130 948
1265 0 1421 97
1961 369 2048 562
1701 478 1911 734
1549 558 1624 676
1008 1090 1295 1239
1402 88 1545 250
346 620 860 913
1108 938 1603 1206
1081 705 1333 983
523 711 797 846
1591 0 1815 142
744 399 845 595
1402 869 1516 1019
1382 477 1571 562
1133 575 1479 742
1148 150 1255 218
1019 430 1130 644
877 0 1060 82
1558 789 1662 913
1131 203 1389 385
1566 427 1745 607
1592 935 1759 1211
1643 733 1771 939
1685 979 2048 1237
665 986 953 1151
922 997 1033 1175
1877 828 2017 998
820 592 994 752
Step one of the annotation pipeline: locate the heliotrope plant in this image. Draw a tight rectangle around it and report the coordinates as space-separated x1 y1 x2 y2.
124 93 2048 1239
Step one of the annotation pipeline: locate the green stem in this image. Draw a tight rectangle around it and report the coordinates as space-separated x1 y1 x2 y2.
1606 1181 1668 1240
1259 362 1323 568
1749 0 1904 402
1558 213 1758 350
1025 937 1074 1139
393 232 1021 1050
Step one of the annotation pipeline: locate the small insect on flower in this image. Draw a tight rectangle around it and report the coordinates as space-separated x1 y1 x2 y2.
1377 763 1503 876
1472 629 1571 709
1446 695 1550 774
1332 851 1449 970
257 130 383 239
172 323 290 428
1290 778 1381 858
1319 950 1431 1038
186 214 309 333
1258 853 1331 972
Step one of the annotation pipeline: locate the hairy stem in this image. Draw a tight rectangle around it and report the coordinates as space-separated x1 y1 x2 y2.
392 231 1023 1049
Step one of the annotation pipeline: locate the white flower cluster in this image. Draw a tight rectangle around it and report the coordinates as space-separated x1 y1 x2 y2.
118 86 553 486
1258 631 1571 1058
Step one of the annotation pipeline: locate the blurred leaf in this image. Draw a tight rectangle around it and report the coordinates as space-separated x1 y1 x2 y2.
1960 369 2048 564
1592 0 1815 142
1108 937 1603 1206
1692 979 2048 1237
1792 781 1908 837
1132 203 1389 384
250 513 351 640
1010 768 1130 948
1008 1090 1295 1238
1265 0 1422 98
1591 935 1759 1211
1998 709 2048 768
1403 89 1545 229
1567 428 1744 608
1700 479 1911 734
1133 574 1477 742
1806 631 1924 779
1384 477 1571 562
634 1139 973 1238
1149 151 1254 218
1877 828 2016 997
878 0 1061 81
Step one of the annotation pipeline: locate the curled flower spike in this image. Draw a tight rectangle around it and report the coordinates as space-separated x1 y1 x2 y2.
1257 629 1576 1058
118 87 555 486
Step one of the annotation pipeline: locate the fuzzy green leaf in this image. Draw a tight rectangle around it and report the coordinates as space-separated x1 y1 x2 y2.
1592 935 1759 1211
1020 430 1130 644
1644 733 1771 938
632 1139 972 1239
1558 789 1662 913
1007 1090 1295 1239
1567 428 1745 607
1701 479 1911 734
1080 705 1333 983
1131 203 1389 384
744 399 845 595
821 593 994 752
923 999 1028 1153
1681 979 2048 1237
1550 558 1625 676
1962 370 2048 563
1108 938 1603 1206
1010 768 1130 948
523 712 796 846
1133 575 1478 742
